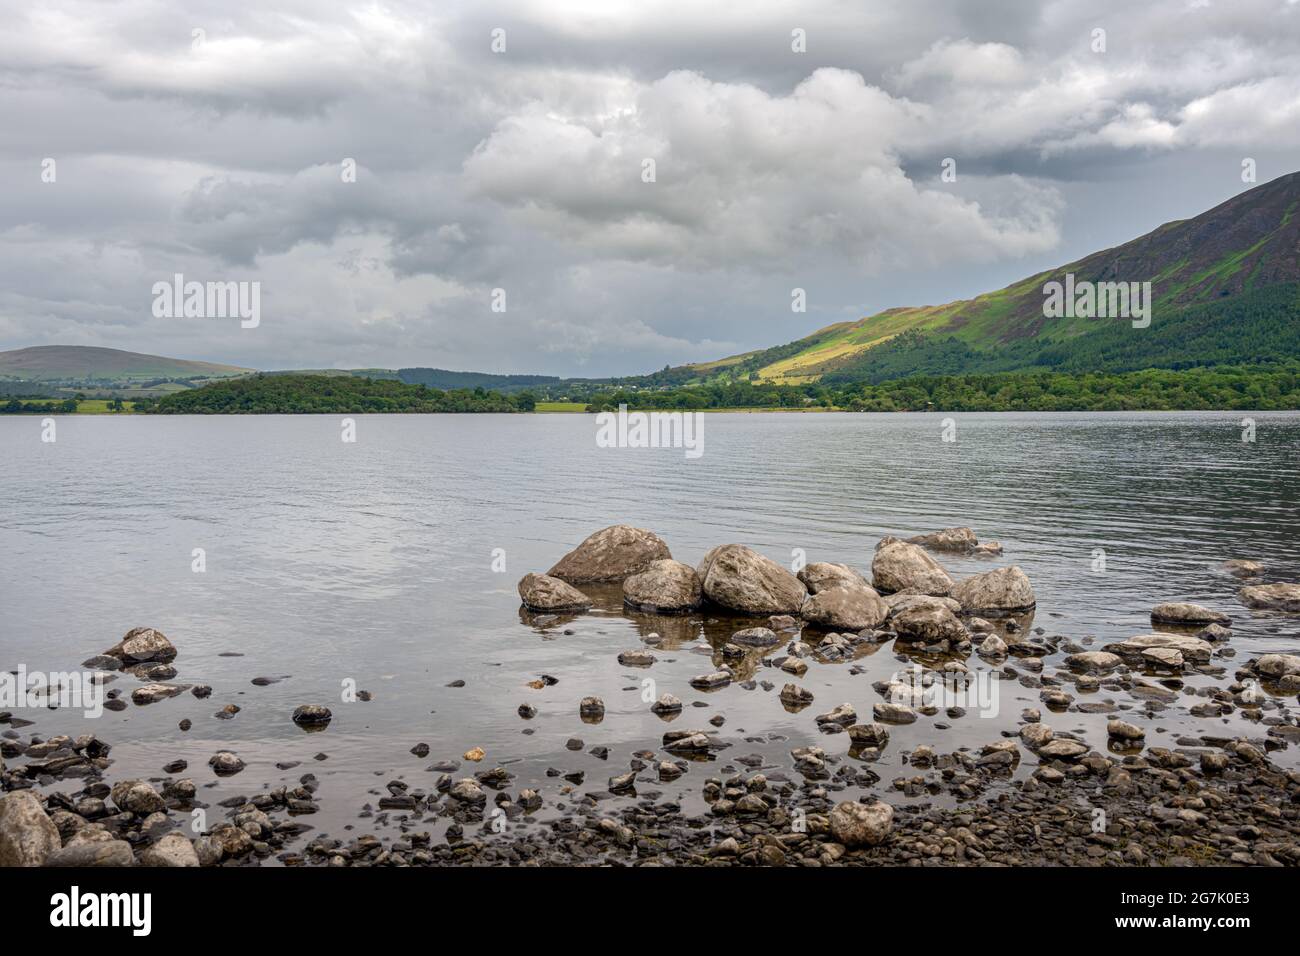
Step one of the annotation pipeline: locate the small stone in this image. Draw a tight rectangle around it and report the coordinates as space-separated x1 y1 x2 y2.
1107 719 1145 741
650 694 682 715
141 833 200 867
208 751 245 775
291 705 332 727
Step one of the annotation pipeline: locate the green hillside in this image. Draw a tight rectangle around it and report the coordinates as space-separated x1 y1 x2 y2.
684 171 1300 384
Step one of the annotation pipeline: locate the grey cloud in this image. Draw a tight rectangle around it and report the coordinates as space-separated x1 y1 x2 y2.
0 0 1296 374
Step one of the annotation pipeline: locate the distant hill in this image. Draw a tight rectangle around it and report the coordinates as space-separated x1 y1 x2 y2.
670 171 1300 385
262 367 565 394
0 346 253 382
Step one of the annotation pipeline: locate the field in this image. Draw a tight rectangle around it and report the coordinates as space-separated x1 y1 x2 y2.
12 398 139 414
534 401 588 413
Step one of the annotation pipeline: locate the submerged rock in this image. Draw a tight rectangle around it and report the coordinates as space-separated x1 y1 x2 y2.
517 573 592 613
1222 559 1265 578
548 525 671 583
906 527 978 554
622 559 701 613
697 544 807 614
730 626 782 647
1238 583 1300 612
779 683 814 705
1151 602 1230 625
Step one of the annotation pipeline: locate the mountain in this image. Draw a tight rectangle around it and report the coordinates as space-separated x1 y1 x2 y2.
684 171 1300 385
0 346 253 382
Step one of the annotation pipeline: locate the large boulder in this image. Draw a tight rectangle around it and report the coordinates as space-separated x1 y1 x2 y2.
1103 632 1214 664
800 586 888 631
547 525 671 583
0 791 60 867
829 800 893 847
797 562 869 594
622 559 702 613
952 566 1035 614
697 545 807 615
517 573 592 612
906 527 978 553
871 540 954 596
103 626 176 664
1254 654 1300 678
1238 583 1300 612
1151 602 1230 625
891 604 967 643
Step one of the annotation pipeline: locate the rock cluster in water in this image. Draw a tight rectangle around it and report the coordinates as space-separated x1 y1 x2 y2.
3 527 1300 868
519 526 1037 643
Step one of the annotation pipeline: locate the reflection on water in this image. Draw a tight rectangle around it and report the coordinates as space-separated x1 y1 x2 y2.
1 411 1298 844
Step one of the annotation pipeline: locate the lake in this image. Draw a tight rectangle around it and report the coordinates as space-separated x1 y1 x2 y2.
2 411 1299 851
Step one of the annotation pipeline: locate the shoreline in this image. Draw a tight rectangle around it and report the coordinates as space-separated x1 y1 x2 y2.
5 406 1300 417
4 529 1299 868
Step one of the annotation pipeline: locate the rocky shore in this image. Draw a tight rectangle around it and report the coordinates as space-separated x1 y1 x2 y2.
2 526 1298 867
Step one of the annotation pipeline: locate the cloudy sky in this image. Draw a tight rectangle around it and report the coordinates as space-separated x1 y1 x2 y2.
2 0 1298 375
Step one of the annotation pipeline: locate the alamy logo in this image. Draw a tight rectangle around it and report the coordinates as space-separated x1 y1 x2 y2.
152 273 260 328
49 887 151 936
595 403 703 459
887 664 998 717
1042 273 1151 328
0 666 103 718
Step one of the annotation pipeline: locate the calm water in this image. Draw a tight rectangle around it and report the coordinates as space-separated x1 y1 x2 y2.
2 411 1299 847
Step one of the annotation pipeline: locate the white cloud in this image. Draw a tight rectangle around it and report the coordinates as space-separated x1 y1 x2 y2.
0 0 1297 374
466 68 1061 271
